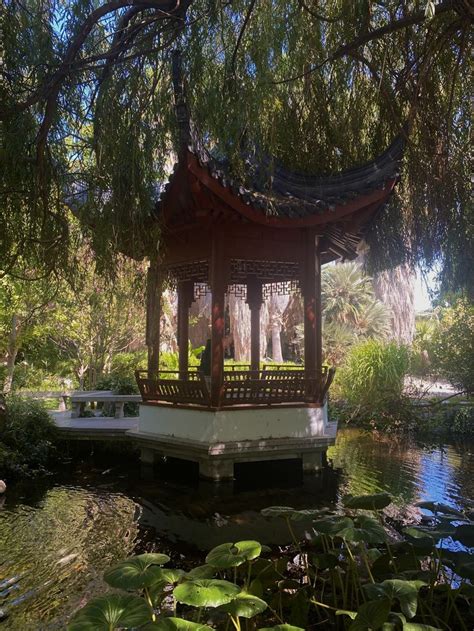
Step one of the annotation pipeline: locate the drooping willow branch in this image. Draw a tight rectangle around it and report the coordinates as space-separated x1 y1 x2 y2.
270 0 461 85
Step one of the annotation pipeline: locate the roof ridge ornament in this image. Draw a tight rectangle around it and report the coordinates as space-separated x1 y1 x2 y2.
171 49 191 151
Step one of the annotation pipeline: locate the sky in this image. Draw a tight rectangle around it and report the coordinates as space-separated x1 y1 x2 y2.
414 268 438 312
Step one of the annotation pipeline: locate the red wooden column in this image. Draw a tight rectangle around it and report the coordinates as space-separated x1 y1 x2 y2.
146 261 163 375
303 231 323 400
246 277 263 373
177 280 195 376
210 237 228 407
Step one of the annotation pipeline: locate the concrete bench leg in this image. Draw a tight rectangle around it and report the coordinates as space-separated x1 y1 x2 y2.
115 402 125 418
59 396 67 412
71 402 81 418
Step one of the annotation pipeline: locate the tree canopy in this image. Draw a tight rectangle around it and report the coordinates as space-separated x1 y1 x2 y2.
1 1 472 293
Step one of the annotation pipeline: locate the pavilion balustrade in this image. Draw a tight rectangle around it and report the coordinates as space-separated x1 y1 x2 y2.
135 366 335 409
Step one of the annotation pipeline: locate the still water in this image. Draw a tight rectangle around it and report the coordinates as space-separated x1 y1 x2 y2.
0 428 473 630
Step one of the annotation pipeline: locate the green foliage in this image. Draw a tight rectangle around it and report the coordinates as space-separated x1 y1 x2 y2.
1 1 472 296
451 406 474 436
293 263 391 366
430 298 474 394
68 494 474 631
0 397 58 478
339 340 410 406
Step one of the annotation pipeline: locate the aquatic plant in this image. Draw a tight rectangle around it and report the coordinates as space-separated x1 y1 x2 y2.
67 493 474 630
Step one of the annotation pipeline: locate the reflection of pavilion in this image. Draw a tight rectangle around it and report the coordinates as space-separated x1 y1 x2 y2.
131 55 404 479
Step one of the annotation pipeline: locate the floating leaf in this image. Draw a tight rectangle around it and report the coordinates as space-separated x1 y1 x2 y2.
349 598 391 630
340 515 387 544
173 579 240 608
220 593 267 618
144 618 213 630
261 507 295 518
68 594 151 631
343 493 392 511
104 554 170 590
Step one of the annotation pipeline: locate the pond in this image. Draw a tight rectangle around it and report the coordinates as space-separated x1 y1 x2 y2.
0 428 473 630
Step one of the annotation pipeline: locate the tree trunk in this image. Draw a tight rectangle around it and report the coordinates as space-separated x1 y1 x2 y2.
228 294 251 361
3 314 20 394
372 263 416 344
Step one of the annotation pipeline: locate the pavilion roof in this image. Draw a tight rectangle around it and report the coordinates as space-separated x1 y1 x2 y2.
156 130 404 233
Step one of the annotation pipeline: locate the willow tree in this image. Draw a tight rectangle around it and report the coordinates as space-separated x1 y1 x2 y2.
1 1 472 294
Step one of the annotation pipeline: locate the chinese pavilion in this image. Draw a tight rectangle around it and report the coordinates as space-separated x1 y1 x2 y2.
131 53 405 480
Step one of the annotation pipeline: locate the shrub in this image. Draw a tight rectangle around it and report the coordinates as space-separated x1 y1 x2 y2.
431 297 474 394
339 340 410 407
451 406 474 436
1 397 59 478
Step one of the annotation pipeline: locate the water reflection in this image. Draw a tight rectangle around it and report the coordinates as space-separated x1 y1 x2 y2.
0 428 472 630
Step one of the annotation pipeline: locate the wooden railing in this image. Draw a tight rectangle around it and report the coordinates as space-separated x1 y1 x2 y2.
136 366 335 408
135 370 211 406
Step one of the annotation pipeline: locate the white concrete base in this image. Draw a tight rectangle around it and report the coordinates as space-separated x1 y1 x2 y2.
129 403 337 480
139 403 328 442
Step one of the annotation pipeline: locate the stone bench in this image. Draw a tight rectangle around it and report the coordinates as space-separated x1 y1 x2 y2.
70 390 142 418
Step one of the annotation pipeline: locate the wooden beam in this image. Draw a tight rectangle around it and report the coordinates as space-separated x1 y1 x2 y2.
177 280 195 376
246 276 263 372
146 261 162 375
302 231 322 400
210 235 228 407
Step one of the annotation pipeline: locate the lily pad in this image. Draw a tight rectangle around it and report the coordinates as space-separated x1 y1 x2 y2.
205 541 261 568
185 565 215 580
173 579 240 608
343 493 392 511
339 515 387 544
364 580 423 620
454 524 474 547
219 593 267 618
289 509 326 521
312 553 338 570
349 598 391 630
144 618 213 630
154 568 185 584
104 553 170 590
67 594 151 631
312 516 353 536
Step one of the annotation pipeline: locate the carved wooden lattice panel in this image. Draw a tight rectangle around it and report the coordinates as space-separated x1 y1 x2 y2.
163 260 209 290
227 284 247 299
230 259 300 283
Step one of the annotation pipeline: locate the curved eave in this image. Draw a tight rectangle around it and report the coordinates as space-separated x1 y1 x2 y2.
187 151 397 228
